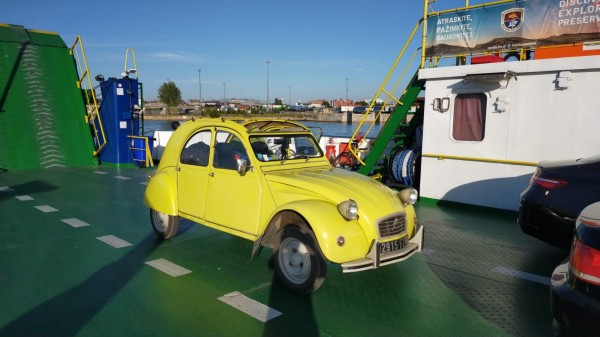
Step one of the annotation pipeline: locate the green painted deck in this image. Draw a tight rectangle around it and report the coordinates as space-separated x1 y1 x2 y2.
0 166 565 336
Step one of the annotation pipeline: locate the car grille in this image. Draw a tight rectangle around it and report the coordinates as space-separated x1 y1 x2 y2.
377 213 407 239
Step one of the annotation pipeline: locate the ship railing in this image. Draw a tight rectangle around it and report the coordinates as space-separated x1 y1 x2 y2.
69 35 107 156
123 48 146 136
127 135 155 168
347 18 423 167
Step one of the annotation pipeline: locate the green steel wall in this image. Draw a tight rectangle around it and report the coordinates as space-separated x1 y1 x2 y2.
0 24 97 171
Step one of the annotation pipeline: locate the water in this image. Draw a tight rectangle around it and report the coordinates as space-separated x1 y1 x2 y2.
143 119 382 138
300 121 382 138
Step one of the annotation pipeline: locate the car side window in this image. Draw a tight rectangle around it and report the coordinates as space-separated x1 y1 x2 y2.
180 130 211 166
213 131 248 170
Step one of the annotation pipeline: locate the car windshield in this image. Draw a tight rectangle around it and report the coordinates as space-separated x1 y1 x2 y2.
249 134 323 162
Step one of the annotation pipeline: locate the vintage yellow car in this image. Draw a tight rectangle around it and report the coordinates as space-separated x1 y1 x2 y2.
144 119 423 293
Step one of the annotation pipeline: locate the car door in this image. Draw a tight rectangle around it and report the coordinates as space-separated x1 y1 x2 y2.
177 129 212 219
204 129 262 236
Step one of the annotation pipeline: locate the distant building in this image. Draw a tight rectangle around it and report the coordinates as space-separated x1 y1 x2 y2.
188 99 203 108
331 98 354 108
308 99 329 109
230 98 261 106
144 100 165 108
364 97 384 105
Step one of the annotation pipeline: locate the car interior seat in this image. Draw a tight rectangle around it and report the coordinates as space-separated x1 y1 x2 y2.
251 141 270 160
215 143 235 169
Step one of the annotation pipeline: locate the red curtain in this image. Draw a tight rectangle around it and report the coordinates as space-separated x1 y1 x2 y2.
452 93 487 141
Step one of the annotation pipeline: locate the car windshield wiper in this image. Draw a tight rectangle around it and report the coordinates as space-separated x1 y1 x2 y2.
278 154 310 163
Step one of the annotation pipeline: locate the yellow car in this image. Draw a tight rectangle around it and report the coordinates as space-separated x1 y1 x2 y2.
144 119 423 293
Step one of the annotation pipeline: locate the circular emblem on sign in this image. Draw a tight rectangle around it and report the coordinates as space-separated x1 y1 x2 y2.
501 8 524 32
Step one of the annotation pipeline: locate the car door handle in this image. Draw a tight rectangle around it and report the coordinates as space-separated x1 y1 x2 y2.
209 172 214 177
175 167 181 171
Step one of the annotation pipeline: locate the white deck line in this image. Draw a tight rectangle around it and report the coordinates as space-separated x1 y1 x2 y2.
35 205 58 213
94 171 108 175
97 235 132 248
218 291 282 323
492 266 550 286
145 258 192 277
15 195 34 201
114 176 131 180
61 218 91 228
0 186 14 192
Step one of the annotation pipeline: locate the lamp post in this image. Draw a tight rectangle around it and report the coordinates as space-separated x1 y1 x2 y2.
346 78 348 101
223 82 226 103
198 69 202 113
289 85 291 106
265 59 270 110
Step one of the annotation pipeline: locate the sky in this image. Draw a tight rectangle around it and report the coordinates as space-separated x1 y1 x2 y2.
2 0 483 103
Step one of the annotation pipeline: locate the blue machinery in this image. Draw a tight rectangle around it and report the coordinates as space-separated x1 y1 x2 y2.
95 50 153 167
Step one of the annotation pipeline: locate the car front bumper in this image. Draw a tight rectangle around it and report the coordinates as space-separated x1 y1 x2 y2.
340 224 424 273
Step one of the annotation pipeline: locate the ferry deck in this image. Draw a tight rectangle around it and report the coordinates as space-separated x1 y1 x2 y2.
0 166 566 336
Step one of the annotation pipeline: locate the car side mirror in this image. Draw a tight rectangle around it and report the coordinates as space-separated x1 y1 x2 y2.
236 159 249 176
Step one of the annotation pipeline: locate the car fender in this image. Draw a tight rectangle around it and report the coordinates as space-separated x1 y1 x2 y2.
144 168 178 216
268 199 371 264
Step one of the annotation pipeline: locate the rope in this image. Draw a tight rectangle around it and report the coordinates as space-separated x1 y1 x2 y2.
391 149 418 186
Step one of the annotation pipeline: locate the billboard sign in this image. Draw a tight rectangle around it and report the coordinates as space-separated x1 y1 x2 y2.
425 0 600 57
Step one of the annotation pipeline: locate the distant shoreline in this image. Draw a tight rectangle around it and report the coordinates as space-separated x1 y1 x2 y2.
143 112 388 123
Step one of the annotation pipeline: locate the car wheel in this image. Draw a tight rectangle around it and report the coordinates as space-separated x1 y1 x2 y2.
150 209 180 239
274 226 327 293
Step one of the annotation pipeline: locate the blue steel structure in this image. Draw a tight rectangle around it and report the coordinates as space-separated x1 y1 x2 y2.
97 76 142 166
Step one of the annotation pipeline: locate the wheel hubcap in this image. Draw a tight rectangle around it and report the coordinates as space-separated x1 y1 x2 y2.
280 237 311 284
153 211 168 232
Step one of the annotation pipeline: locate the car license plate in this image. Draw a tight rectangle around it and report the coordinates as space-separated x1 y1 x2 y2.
378 237 407 254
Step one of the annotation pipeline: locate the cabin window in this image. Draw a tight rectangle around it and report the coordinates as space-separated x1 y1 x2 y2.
452 93 487 141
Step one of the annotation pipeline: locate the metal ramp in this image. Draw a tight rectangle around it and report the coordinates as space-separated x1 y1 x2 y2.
0 24 97 171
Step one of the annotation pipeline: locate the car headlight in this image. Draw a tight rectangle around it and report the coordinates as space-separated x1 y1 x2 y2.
337 199 358 220
398 188 418 205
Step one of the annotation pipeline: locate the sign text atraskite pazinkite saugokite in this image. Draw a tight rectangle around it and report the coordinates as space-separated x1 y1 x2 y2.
425 0 600 57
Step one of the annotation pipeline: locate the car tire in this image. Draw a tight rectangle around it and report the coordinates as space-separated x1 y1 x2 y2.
150 209 180 239
274 225 327 293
